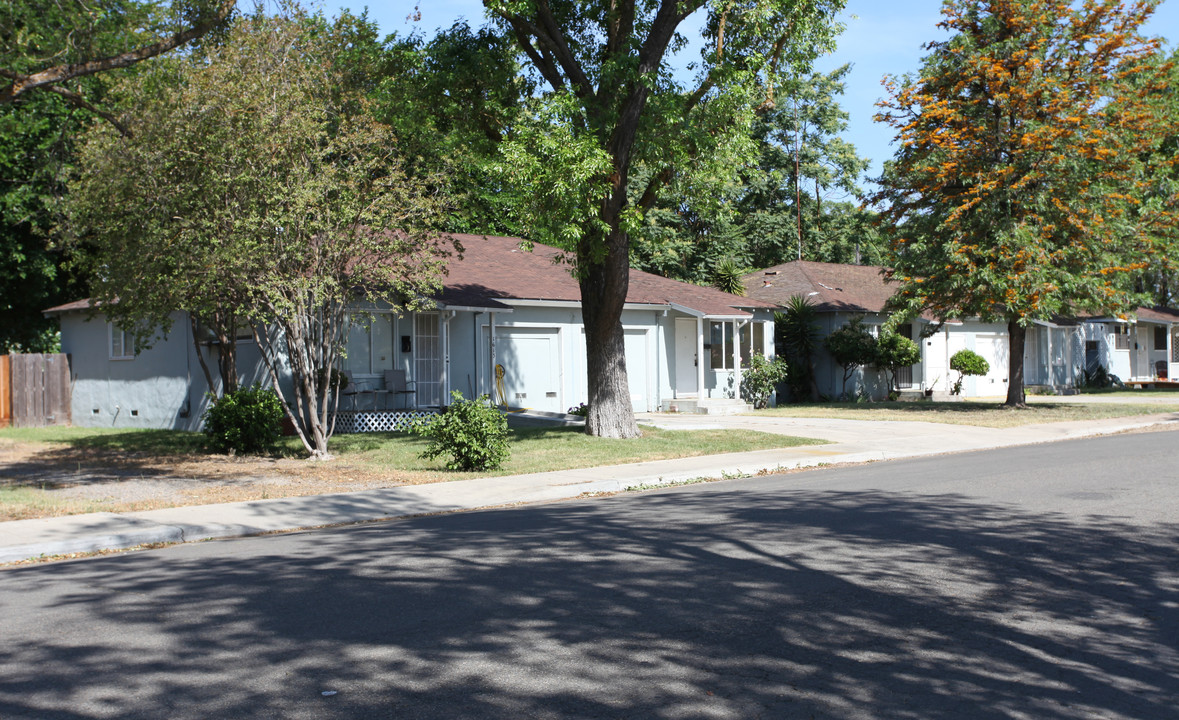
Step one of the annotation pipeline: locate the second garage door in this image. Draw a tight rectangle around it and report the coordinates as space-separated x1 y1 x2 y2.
488 327 562 412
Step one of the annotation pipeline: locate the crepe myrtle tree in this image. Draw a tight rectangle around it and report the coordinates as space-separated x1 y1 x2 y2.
487 0 845 437
63 11 451 458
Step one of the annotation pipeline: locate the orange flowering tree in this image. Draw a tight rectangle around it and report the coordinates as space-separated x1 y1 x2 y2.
873 0 1176 406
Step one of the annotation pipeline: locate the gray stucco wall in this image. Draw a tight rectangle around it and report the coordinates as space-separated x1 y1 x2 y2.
61 311 205 430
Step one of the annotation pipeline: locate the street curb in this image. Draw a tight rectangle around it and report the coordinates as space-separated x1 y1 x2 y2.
3 414 1175 564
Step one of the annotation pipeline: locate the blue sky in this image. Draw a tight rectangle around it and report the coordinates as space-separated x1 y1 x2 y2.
326 1 1179 189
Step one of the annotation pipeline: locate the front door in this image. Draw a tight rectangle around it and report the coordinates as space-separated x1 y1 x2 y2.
414 313 443 406
675 318 698 398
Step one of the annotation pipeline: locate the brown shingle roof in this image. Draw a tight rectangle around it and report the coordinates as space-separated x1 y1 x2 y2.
741 260 894 313
46 235 769 319
438 233 774 317
43 298 100 315
1133 306 1179 323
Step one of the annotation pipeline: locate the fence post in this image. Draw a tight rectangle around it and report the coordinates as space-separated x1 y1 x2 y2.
0 355 10 428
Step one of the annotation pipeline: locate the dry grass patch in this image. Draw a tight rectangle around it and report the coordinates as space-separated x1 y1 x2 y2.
0 424 821 521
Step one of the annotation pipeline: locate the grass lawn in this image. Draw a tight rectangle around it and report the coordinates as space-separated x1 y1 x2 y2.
749 398 1179 428
0 424 823 521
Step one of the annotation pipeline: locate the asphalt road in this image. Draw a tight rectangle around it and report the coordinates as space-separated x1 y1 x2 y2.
2 431 1177 719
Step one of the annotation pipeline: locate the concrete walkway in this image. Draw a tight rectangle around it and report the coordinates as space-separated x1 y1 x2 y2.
2 411 1176 564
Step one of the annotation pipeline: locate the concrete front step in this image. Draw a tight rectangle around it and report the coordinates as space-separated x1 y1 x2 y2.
660 398 754 415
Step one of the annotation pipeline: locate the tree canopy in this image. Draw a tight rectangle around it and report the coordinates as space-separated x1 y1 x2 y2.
62 10 451 457
873 0 1177 406
632 65 878 283
487 0 846 436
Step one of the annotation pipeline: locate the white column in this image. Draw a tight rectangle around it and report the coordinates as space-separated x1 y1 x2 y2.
489 312 498 404
733 320 745 400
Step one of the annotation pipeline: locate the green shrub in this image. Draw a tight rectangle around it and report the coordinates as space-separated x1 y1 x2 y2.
413 390 510 471
876 332 921 392
825 316 878 398
949 349 990 395
741 355 789 409
202 384 284 455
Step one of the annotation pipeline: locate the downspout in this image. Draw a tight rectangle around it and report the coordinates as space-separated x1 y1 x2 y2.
656 310 664 412
443 310 455 400
697 317 705 399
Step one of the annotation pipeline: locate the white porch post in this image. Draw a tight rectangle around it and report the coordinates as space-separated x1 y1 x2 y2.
697 317 705 399
489 312 498 405
1169 323 1174 379
733 319 745 400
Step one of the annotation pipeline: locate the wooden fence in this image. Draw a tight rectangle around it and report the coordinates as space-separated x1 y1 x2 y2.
0 355 9 428
1 353 71 428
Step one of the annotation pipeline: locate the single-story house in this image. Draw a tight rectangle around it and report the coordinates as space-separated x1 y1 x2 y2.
46 233 778 430
742 260 1179 399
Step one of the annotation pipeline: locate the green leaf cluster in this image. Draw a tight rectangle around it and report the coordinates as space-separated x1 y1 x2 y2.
60 9 451 458
740 354 788 409
824 316 877 398
414 391 511 471
876 332 921 392
775 295 821 402
201 384 284 455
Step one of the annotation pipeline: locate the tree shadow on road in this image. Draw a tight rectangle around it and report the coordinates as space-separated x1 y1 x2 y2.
2 482 1176 719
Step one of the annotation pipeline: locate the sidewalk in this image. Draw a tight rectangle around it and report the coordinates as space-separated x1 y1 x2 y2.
2 411 1176 564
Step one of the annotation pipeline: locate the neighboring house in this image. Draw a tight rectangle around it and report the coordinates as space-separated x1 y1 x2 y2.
45 234 777 430
741 260 1177 399
1075 307 1179 384
743 260 1012 399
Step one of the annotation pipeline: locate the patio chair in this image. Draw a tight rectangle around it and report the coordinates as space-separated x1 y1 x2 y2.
384 369 417 410
1156 360 1168 380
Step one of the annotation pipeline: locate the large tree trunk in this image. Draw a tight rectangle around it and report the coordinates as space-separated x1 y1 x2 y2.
580 230 640 439
1005 320 1027 408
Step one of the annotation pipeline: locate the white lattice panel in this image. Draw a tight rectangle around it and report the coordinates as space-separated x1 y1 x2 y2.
334 410 437 434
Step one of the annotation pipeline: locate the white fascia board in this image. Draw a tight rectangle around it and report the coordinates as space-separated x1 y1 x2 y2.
668 302 752 320
501 298 667 312
668 302 705 318
437 303 514 314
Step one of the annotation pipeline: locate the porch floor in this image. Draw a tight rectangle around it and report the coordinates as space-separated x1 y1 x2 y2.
1124 379 1179 390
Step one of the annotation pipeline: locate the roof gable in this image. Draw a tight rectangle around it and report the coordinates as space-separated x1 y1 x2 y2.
741 260 894 313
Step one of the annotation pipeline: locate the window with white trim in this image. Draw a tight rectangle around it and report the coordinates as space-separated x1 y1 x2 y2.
1113 326 1130 350
739 322 766 368
109 324 135 360
709 322 734 369
345 313 395 377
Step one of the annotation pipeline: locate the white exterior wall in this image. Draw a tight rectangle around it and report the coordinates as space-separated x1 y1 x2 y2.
477 304 675 414
58 301 769 427
809 314 1012 400
1079 322 1132 380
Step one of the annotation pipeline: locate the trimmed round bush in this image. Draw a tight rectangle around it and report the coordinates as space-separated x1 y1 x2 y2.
202 384 285 455
950 349 990 377
414 390 510 471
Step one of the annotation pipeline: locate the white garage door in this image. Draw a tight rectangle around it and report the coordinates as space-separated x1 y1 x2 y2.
624 329 651 412
487 327 562 412
573 328 652 413
974 333 1010 396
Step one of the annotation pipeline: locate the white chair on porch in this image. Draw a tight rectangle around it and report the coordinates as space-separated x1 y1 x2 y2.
384 369 416 410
